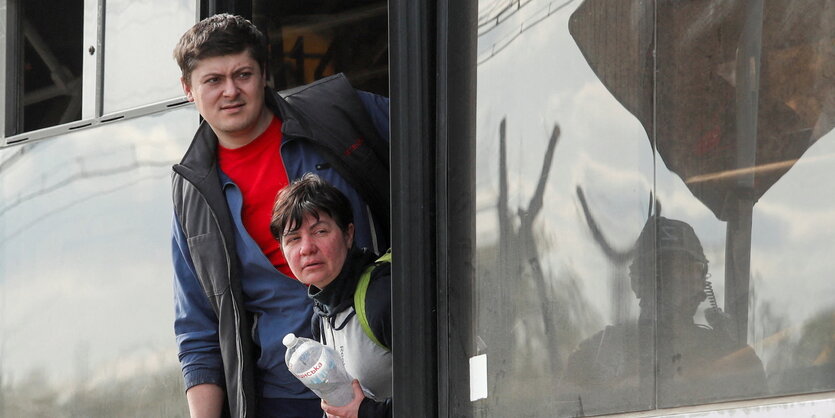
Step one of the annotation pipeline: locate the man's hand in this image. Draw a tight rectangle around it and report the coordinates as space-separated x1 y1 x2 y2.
322 379 365 418
187 383 225 418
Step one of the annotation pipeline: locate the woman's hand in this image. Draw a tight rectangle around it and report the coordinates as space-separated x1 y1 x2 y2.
322 379 365 418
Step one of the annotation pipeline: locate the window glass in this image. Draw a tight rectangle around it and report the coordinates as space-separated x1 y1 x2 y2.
471 0 835 415
252 0 388 95
652 0 835 406
0 107 196 416
18 0 83 132
475 0 653 415
103 0 195 113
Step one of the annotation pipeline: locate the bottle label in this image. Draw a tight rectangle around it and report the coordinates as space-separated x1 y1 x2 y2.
294 348 332 384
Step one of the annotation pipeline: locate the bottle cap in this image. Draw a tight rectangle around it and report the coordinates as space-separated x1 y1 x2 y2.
283 333 297 348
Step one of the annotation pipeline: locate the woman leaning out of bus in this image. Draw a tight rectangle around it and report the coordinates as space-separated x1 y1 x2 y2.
271 173 392 418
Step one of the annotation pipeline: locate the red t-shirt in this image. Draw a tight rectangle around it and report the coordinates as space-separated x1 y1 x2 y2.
217 116 294 277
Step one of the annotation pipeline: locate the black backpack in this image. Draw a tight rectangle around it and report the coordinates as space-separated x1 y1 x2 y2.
276 73 390 246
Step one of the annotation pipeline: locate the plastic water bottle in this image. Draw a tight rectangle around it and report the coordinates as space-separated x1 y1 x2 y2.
283 333 354 406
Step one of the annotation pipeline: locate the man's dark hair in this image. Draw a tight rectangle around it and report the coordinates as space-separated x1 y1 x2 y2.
173 13 268 84
271 174 354 241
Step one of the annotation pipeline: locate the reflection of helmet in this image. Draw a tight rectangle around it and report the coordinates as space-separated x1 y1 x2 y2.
629 217 707 299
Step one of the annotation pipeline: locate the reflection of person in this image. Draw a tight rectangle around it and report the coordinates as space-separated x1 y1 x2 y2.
170 14 389 418
271 174 392 418
563 217 766 410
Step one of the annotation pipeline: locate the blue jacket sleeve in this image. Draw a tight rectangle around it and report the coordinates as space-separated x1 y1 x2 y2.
172 214 225 390
356 90 390 143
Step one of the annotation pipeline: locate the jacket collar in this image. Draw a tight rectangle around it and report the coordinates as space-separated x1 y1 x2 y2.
174 88 310 182
310 247 377 317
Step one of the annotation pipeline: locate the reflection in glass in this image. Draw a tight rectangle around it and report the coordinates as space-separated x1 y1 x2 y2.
253 0 389 95
0 107 197 416
647 0 835 407
564 217 767 411
473 0 835 416
103 0 195 113
475 1 652 416
19 0 84 132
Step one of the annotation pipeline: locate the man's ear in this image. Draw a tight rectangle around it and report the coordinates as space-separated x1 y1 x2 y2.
181 77 194 102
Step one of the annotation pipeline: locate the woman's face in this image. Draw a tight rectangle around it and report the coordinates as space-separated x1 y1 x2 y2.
280 211 354 289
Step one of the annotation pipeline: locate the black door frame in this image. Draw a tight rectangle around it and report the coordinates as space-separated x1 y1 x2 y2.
389 0 476 416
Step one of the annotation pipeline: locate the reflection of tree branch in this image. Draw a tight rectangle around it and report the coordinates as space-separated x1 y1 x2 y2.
496 120 564 382
575 187 660 265
521 125 559 220
0 171 171 244
576 187 656 324
498 119 511 247
575 186 634 263
517 124 562 377
0 146 31 173
0 160 173 217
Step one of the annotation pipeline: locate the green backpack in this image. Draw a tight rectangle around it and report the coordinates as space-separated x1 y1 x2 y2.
353 249 392 351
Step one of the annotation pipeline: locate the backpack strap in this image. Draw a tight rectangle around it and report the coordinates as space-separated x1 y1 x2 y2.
354 249 392 350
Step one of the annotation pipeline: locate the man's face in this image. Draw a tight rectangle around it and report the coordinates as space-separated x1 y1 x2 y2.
659 252 708 319
181 50 268 147
280 212 354 289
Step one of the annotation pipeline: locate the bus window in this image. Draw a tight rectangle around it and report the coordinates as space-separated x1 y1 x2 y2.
470 0 835 415
12 0 83 134
251 0 388 96
103 0 195 114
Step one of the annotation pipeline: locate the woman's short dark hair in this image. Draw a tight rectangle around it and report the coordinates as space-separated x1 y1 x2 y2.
271 174 354 241
173 13 268 84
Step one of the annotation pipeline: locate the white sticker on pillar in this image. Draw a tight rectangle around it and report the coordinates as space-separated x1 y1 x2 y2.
469 354 488 401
